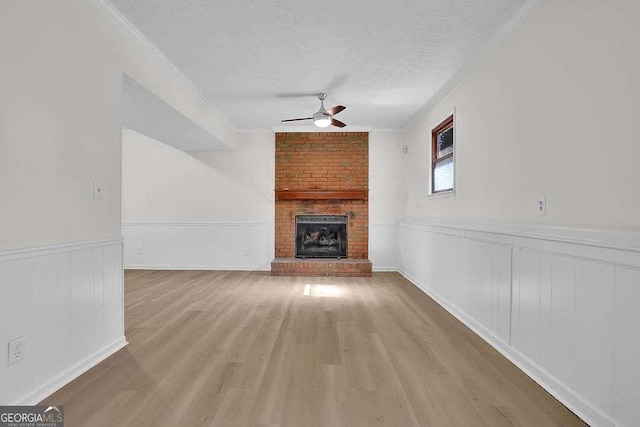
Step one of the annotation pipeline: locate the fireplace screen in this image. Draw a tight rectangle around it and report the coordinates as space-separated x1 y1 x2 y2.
295 215 347 258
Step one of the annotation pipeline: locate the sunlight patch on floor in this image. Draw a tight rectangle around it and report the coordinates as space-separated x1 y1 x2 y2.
303 284 342 297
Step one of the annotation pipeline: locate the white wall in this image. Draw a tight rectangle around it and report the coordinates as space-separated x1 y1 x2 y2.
0 0 232 405
0 1 126 404
0 0 122 250
369 131 406 224
0 2 128 403
369 131 406 270
396 1 640 426
404 0 640 229
122 129 274 269
0 0 235 251
123 129 273 222
122 129 406 270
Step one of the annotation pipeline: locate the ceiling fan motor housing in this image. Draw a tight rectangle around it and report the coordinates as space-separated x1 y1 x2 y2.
280 92 345 128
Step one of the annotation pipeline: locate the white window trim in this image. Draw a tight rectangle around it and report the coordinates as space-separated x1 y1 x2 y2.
426 189 455 198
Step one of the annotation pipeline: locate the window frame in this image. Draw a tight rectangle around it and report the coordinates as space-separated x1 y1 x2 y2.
431 114 455 194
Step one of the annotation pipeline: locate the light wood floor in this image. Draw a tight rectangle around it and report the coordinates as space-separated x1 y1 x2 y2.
43 271 586 426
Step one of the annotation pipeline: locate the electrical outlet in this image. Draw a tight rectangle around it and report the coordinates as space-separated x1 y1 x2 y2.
93 181 103 199
8 337 25 366
537 197 547 215
136 247 143 256
243 249 249 257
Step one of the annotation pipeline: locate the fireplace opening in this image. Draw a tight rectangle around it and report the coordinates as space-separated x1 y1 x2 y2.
295 215 347 258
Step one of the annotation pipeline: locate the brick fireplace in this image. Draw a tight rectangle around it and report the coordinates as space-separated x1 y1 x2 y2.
271 132 372 277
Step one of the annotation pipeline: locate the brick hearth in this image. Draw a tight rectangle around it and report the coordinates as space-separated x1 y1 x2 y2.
271 132 371 277
271 258 372 277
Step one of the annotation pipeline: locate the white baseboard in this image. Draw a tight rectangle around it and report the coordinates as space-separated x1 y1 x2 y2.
372 266 398 272
127 265 389 273
127 266 397 272
13 338 128 406
399 268 611 427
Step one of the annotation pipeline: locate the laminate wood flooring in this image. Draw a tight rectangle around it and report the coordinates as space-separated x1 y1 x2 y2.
42 270 586 426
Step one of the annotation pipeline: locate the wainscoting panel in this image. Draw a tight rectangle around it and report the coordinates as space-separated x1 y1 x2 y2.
399 224 513 347
369 222 399 271
0 239 126 405
124 222 398 271
103 244 124 345
549 255 576 389
574 260 615 417
614 267 640 427
513 248 542 364
398 219 640 427
122 222 274 270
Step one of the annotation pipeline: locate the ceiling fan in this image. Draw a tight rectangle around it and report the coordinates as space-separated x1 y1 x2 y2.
281 93 346 128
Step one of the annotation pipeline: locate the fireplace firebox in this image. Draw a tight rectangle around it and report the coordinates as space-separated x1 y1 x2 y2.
295 215 347 258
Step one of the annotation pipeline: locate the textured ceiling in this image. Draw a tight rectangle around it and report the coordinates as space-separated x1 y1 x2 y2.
110 0 530 130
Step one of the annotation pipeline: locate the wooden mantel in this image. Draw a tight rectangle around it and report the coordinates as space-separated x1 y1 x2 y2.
275 189 368 201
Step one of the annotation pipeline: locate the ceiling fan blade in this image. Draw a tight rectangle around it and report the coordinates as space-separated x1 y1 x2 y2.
331 119 347 128
326 105 346 116
281 117 313 122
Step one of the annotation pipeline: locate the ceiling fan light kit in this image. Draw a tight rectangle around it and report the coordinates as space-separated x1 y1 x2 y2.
313 112 332 128
282 93 347 128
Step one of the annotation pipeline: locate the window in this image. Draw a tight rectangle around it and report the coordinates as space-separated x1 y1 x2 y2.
431 114 454 193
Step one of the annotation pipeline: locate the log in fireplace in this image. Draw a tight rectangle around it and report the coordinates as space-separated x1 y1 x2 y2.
295 215 347 258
